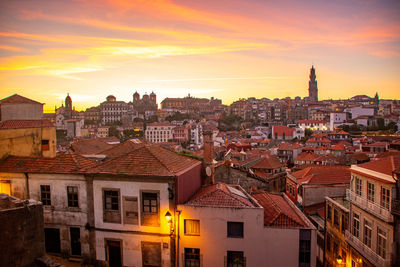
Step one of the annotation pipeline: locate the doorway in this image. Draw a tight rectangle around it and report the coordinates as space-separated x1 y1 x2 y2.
106 240 122 267
70 227 81 256
44 228 61 254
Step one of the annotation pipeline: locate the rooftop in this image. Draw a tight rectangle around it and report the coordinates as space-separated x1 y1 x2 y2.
0 94 42 105
0 120 54 129
292 166 350 185
185 183 258 208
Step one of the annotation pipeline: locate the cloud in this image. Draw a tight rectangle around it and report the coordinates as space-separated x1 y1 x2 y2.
140 76 299 83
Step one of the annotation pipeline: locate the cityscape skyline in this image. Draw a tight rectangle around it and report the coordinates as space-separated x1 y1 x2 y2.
1 0 400 111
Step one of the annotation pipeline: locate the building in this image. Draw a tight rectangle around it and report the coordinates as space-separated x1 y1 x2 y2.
96 126 110 138
277 143 303 165
131 91 158 120
85 144 202 267
176 183 317 267
298 120 328 132
145 122 175 143
250 155 286 192
330 112 348 131
0 152 98 261
346 156 399 266
0 120 56 159
307 66 318 103
0 194 45 266
0 94 43 122
287 166 351 212
325 196 350 267
100 95 129 125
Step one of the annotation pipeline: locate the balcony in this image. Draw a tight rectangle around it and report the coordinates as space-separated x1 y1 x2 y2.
345 230 391 267
392 199 400 216
346 189 393 222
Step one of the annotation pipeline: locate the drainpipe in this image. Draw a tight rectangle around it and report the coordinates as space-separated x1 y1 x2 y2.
24 173 30 199
176 210 182 267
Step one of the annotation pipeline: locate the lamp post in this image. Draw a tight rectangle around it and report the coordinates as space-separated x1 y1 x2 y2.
165 210 182 267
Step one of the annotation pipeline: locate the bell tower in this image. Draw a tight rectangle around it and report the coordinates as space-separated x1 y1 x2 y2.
308 65 318 102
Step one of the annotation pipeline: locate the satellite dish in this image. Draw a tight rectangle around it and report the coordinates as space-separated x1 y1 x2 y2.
206 166 212 176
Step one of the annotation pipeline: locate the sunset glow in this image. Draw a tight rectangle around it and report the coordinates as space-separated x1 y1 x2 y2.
0 0 399 111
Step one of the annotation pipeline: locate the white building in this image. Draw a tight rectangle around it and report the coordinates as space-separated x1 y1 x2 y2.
100 95 129 125
177 183 317 267
298 120 328 132
330 112 348 131
145 122 175 143
345 106 374 119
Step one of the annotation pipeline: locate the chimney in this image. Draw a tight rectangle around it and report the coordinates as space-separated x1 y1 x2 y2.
203 129 215 185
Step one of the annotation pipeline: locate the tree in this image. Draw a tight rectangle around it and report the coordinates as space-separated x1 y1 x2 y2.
109 126 120 138
377 118 385 130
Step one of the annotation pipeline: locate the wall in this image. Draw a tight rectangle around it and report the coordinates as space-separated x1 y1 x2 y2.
0 172 28 199
176 163 202 204
93 179 171 266
0 126 56 159
0 103 43 121
0 201 45 266
177 205 264 267
215 165 268 191
29 173 91 259
302 184 348 207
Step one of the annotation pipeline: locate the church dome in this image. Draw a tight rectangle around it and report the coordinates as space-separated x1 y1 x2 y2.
106 95 116 102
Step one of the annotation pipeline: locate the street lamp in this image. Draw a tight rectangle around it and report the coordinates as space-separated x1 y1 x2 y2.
165 211 172 223
336 255 343 264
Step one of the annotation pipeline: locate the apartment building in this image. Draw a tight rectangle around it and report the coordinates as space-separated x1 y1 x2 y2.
145 122 175 143
346 156 399 266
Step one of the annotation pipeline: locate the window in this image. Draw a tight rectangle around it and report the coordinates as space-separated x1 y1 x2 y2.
41 139 50 151
40 185 51 206
142 192 158 213
103 189 120 223
184 248 200 267
381 187 390 210
367 182 375 202
227 251 245 267
299 230 311 264
341 214 348 233
67 186 79 208
141 192 159 226
185 219 200 236
333 209 339 228
377 227 387 259
227 222 244 238
352 213 360 238
104 190 119 210
355 178 362 196
363 219 372 248
327 204 332 221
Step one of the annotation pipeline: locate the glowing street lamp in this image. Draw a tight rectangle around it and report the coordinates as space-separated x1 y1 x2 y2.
165 211 172 223
336 255 343 264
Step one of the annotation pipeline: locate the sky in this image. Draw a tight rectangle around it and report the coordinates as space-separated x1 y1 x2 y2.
0 0 399 112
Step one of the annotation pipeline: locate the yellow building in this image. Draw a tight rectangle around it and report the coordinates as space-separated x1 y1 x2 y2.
346 156 398 267
0 120 56 159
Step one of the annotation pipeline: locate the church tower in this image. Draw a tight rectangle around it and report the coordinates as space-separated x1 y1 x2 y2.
308 65 318 102
65 93 72 110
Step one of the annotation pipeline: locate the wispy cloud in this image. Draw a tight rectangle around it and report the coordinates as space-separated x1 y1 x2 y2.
140 76 299 83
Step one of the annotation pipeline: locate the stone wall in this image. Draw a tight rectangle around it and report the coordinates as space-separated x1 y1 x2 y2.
0 199 45 266
215 164 268 192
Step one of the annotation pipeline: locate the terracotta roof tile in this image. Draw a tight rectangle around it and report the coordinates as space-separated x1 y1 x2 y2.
0 151 98 174
0 120 54 129
71 139 115 155
292 166 350 185
97 140 144 158
186 183 256 208
251 191 307 228
86 144 200 176
251 155 284 169
357 155 400 176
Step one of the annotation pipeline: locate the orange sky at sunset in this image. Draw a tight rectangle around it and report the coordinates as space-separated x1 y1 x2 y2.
0 0 399 112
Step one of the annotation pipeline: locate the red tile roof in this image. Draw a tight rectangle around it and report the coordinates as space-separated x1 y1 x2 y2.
278 142 302 150
251 191 307 228
71 139 115 155
357 155 400 176
251 155 284 169
86 144 200 176
295 152 320 162
0 120 54 129
299 120 326 124
0 94 42 105
273 126 295 137
97 140 145 158
292 166 350 185
186 183 256 208
0 151 98 174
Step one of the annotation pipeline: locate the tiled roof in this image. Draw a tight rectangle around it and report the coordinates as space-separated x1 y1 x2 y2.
306 137 331 143
0 120 54 129
251 191 307 228
186 183 256 208
71 139 115 155
0 151 97 174
299 120 326 124
251 155 284 169
278 142 302 150
273 126 295 137
357 155 400 176
295 152 320 162
0 94 42 105
148 122 174 127
86 144 200 176
330 144 346 151
97 140 144 158
292 166 350 185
